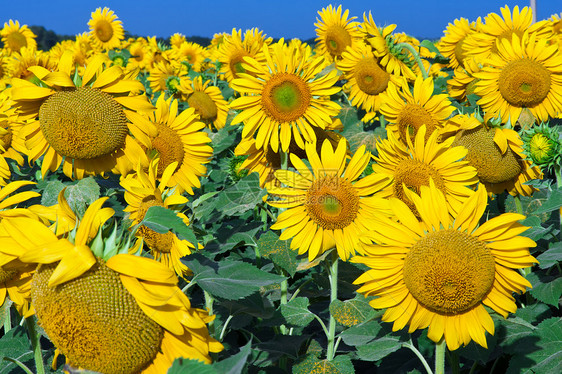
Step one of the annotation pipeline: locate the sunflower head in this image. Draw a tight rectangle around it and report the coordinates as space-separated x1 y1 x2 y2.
0 20 37 53
88 7 125 51
520 122 561 170
228 155 249 182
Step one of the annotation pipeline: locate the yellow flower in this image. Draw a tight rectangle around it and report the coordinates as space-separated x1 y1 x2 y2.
170 41 208 72
88 7 125 51
0 20 37 53
372 125 478 215
314 4 362 62
267 138 392 261
126 94 213 194
147 59 189 97
10 51 154 179
230 39 341 153
7 46 55 81
353 182 537 350
121 158 195 277
473 32 562 125
180 76 229 130
0 198 222 372
379 76 456 143
438 17 480 70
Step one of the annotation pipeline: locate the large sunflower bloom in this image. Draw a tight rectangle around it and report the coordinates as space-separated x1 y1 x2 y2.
379 76 456 142
126 94 213 194
267 138 392 261
0 20 37 53
180 76 229 130
10 51 154 179
314 4 362 62
337 41 401 122
447 57 482 104
121 159 195 277
170 41 208 73
7 46 55 81
230 39 341 153
353 182 537 350
473 32 562 125
438 17 480 70
0 198 222 372
463 5 553 64
147 59 189 98
450 117 542 196
372 125 478 215
88 7 125 51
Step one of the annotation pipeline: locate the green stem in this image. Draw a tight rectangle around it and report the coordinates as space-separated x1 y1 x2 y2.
395 42 428 79
204 290 215 337
219 315 234 341
402 340 433 374
2 299 11 332
435 339 446 374
25 317 45 374
326 251 339 361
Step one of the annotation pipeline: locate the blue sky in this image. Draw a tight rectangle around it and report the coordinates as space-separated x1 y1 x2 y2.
1 0 560 41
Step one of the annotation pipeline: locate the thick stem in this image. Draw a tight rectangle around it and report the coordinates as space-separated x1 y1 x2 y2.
402 340 433 374
326 251 339 361
434 339 446 374
395 42 428 79
2 299 11 332
25 317 45 374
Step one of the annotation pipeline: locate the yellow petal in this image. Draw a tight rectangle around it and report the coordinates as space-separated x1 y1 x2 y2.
48 244 96 287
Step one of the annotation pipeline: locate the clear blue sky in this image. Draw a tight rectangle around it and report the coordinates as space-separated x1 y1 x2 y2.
1 0 560 41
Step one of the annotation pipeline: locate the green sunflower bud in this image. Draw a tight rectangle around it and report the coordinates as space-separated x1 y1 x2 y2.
520 122 561 170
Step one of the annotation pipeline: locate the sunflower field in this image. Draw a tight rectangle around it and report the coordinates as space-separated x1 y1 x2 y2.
0 4 561 374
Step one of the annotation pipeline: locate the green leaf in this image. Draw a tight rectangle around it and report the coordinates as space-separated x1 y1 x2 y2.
40 179 65 207
496 316 536 355
184 254 286 300
257 231 298 277
0 326 35 374
356 336 404 362
508 317 562 374
515 303 552 323
216 173 267 217
339 320 382 346
293 354 355 374
141 205 197 247
280 297 314 327
167 358 217 374
64 177 101 217
532 187 562 214
529 274 562 307
537 242 562 269
213 341 252 374
419 39 441 54
329 295 377 327
520 216 555 241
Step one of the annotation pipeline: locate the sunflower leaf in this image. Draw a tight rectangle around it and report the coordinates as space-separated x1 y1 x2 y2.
0 326 35 373
532 186 562 215
213 341 252 374
64 177 101 217
529 274 562 307
257 231 298 277
168 358 217 374
339 320 383 346
329 295 378 328
140 205 198 248
537 241 562 269
293 354 354 374
280 297 314 327
183 253 286 300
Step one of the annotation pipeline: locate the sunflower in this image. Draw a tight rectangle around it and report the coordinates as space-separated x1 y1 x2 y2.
170 41 208 72
0 258 34 317
266 138 392 261
438 17 480 70
0 198 222 372
10 51 154 179
7 46 55 81
127 38 156 72
121 158 195 277
361 12 417 81
125 94 213 194
0 92 27 168
372 125 478 215
473 32 562 125
314 4 362 62
338 40 401 122
353 182 537 350
217 28 270 83
147 59 189 97
463 5 553 64
446 57 482 104
0 20 37 53
88 7 125 51
235 123 345 188
230 39 341 153
180 76 229 130
170 33 186 48
450 118 542 196
379 76 456 143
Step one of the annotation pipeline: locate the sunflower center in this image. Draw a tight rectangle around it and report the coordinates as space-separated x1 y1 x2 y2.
403 229 495 314
229 52 249 78
151 124 185 176
39 87 128 160
31 260 164 374
397 103 438 141
305 175 359 230
137 196 174 253
452 126 522 184
498 58 551 107
6 31 28 51
0 267 17 283
393 159 446 211
354 57 390 95
165 76 181 93
262 73 311 122
491 30 525 55
95 20 114 42
325 25 352 57
0 126 13 150
187 91 218 122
